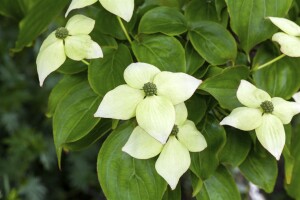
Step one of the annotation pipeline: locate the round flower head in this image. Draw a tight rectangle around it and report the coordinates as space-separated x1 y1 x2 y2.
36 14 103 86
94 62 202 144
65 0 134 22
122 103 207 189
268 17 300 57
220 80 300 160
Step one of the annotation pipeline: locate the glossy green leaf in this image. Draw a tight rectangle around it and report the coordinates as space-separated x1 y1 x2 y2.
219 128 252 167
64 119 111 151
97 121 167 200
132 34 186 72
239 149 278 193
215 0 226 20
225 0 292 54
139 6 187 36
53 81 101 167
0 0 36 19
189 22 237 65
158 0 186 8
94 5 126 40
285 118 300 198
13 0 69 52
200 66 250 110
195 166 241 200
190 115 226 179
57 59 87 75
47 74 85 117
185 0 221 26
282 124 294 185
162 185 181 200
90 32 118 49
88 44 133 96
185 42 205 75
185 94 207 125
253 44 300 99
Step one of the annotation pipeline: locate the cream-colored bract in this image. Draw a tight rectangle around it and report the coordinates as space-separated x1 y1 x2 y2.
36 15 102 86
268 17 300 57
122 103 207 189
293 92 300 103
65 0 134 22
220 80 300 160
94 62 202 144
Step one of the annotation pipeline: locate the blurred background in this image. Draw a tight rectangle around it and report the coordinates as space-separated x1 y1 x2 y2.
0 13 106 200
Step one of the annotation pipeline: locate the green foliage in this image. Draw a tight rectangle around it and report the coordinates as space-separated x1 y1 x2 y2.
97 121 167 200
2 0 300 199
132 34 186 72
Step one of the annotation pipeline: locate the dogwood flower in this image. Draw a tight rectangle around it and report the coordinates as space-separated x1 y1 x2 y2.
94 62 201 144
122 103 207 189
220 80 300 160
293 92 300 102
268 17 300 57
36 14 102 86
65 0 134 22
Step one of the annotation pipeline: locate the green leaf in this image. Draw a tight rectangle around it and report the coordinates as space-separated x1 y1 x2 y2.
219 128 252 167
47 74 85 117
185 0 222 26
188 22 237 65
225 0 293 54
285 118 300 198
90 32 118 49
283 124 294 184
195 166 241 200
13 0 69 52
88 44 133 96
139 6 187 36
57 59 87 75
185 94 207 125
132 34 186 72
0 0 36 19
190 115 226 180
97 121 167 200
253 44 300 99
215 0 226 20
162 185 181 200
94 5 126 40
239 149 278 193
185 42 205 75
64 119 111 151
200 66 250 110
53 81 101 167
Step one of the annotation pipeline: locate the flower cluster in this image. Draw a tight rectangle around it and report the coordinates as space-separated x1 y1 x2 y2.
95 62 207 189
36 1 300 191
220 80 300 160
36 0 134 86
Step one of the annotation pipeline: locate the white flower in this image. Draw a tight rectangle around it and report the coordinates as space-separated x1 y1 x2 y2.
65 0 134 22
94 63 201 144
268 17 300 57
293 92 300 103
220 80 300 160
36 14 102 86
122 103 207 189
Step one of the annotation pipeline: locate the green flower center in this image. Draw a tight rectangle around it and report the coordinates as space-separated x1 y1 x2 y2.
171 125 179 136
143 82 157 96
55 27 69 39
260 100 274 113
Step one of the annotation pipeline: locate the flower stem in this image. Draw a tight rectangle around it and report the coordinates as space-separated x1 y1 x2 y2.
117 16 132 44
252 54 286 72
81 59 90 66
